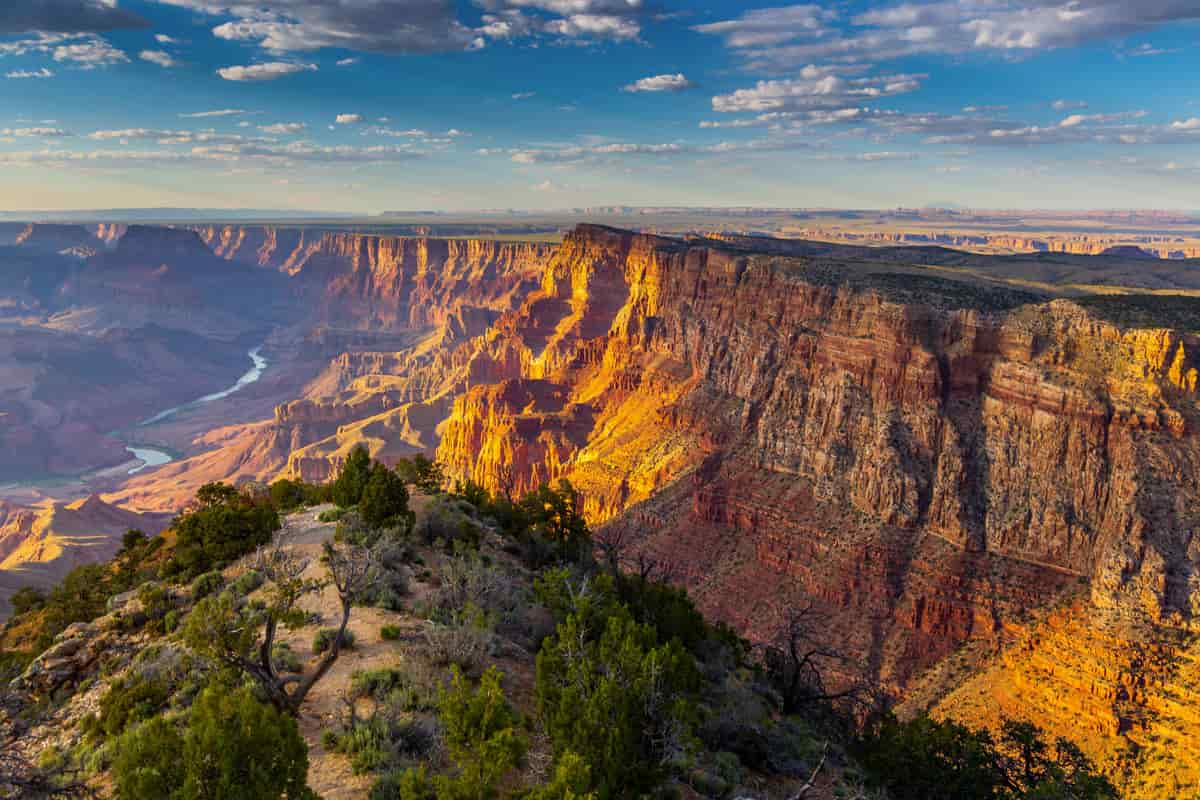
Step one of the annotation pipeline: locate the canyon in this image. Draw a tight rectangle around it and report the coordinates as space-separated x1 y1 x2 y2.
2 220 1200 792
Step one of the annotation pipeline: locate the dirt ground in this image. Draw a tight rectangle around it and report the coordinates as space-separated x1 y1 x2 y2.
268 502 438 800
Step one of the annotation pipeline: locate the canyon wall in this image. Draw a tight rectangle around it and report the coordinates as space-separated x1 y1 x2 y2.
793 227 1200 259
420 226 1200 693
97 223 1200 789
195 225 553 328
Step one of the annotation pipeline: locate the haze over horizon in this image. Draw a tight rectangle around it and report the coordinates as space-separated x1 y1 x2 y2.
3 1 1200 212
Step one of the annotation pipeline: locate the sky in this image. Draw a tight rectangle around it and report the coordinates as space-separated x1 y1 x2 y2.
1 1 1200 212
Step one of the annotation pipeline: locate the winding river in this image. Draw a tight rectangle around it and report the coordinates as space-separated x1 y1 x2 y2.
124 346 268 474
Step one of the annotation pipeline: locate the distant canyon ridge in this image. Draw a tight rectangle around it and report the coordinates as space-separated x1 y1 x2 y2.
2 218 1200 794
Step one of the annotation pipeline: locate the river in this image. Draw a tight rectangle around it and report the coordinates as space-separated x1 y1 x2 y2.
123 346 268 474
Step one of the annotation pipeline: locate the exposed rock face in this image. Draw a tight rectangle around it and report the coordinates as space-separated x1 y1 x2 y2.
422 226 1200 692
13 224 97 253
795 227 1200 259
90 224 1200 789
0 496 170 619
196 225 554 328
112 233 552 506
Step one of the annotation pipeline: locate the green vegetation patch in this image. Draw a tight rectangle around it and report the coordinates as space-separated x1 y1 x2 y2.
1075 294 1200 332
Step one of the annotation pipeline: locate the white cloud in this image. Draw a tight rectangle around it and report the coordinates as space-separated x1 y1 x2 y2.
512 91 536 100
6 67 53 78
259 122 307 134
159 0 477 54
217 62 316 81
179 109 248 118
86 128 259 145
1171 118 1200 130
52 36 128 67
366 126 428 137
0 127 70 137
335 113 363 124
495 135 820 165
849 151 917 162
622 73 692 93
1059 110 1146 128
336 57 359 66
139 49 178 67
693 5 835 49
543 13 639 40
0 140 429 169
1052 99 1088 111
695 2 1200 71
155 33 180 44
711 66 922 113
1124 42 1180 57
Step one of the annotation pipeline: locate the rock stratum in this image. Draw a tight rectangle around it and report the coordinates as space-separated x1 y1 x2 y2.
188 224 1200 793
6 221 1200 793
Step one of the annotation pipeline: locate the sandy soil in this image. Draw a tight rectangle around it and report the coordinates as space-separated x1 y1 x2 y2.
267 504 435 799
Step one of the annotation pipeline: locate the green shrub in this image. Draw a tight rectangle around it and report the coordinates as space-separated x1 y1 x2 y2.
163 483 280 580
337 718 394 774
326 713 438 776
318 507 348 523
360 464 412 530
434 666 526 798
190 570 225 599
856 715 1118 800
369 767 435 800
163 609 181 634
272 643 302 673
332 445 373 508
380 625 402 641
526 752 597 800
350 667 408 701
84 677 170 741
313 627 356 655
111 716 185 799
10 586 46 616
229 569 264 596
536 602 700 798
269 479 327 512
394 454 445 494
113 681 315 800
137 583 174 632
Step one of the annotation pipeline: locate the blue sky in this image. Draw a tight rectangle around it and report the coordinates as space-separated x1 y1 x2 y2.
1 0 1200 212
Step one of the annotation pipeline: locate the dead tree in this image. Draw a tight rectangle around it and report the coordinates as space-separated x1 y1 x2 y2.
592 525 630 583
761 603 860 716
183 540 375 715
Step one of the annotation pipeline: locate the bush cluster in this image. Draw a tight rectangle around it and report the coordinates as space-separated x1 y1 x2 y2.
162 483 280 581
313 627 356 655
